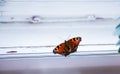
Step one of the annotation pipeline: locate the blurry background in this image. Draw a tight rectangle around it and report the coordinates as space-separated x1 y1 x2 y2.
0 0 120 54
0 0 120 74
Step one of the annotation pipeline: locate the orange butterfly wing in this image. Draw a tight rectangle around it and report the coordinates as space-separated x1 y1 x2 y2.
53 37 82 56
66 37 81 53
53 43 66 55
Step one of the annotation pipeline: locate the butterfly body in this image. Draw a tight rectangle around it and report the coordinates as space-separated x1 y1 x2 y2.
53 37 81 56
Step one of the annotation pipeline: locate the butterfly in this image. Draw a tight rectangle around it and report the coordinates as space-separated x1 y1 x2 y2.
53 37 82 56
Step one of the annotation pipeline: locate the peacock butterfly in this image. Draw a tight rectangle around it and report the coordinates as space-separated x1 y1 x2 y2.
53 37 82 56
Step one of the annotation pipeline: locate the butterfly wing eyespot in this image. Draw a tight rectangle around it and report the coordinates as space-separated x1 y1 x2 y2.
53 37 82 56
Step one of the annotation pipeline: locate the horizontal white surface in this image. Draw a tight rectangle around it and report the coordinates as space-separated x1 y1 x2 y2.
0 21 119 54
0 1 120 74
1 0 120 18
0 54 120 74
